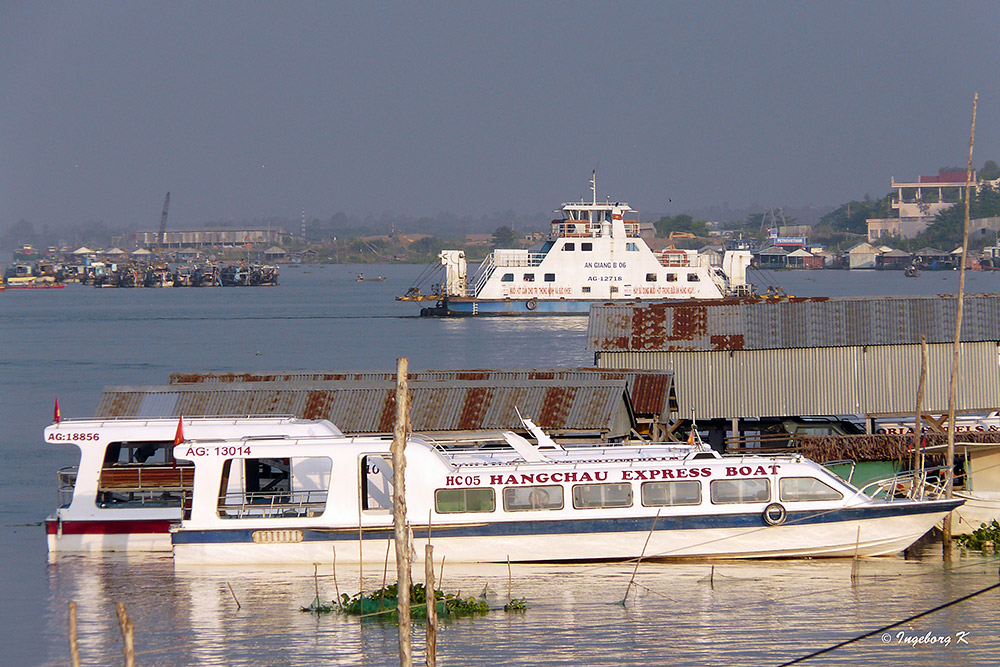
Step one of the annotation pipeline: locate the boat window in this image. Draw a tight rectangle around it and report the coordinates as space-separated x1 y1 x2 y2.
626 243 639 252
710 479 770 504
217 457 330 519
687 273 700 282
779 477 844 502
610 286 619 294
501 273 514 282
582 243 593 251
503 485 564 511
544 273 556 282
641 481 701 507
96 440 192 509
563 243 575 251
581 286 591 293
103 440 175 465
524 273 535 282
572 483 633 509
434 488 495 514
665 273 677 282
361 455 394 511
645 273 657 282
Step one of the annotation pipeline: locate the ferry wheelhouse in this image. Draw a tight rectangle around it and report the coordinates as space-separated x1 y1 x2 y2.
171 424 960 565
45 417 342 553
400 174 754 315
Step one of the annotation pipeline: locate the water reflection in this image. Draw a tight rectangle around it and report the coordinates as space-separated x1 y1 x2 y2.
43 551 1000 666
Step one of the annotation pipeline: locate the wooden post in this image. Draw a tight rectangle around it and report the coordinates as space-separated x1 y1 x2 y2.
912 334 927 472
425 544 437 667
392 357 413 667
68 601 81 667
945 92 978 557
115 602 135 667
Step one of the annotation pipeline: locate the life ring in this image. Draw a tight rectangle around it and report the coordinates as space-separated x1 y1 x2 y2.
525 299 537 311
763 503 786 526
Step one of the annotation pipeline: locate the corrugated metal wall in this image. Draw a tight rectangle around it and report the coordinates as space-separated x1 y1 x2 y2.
596 342 1000 419
589 295 1000 352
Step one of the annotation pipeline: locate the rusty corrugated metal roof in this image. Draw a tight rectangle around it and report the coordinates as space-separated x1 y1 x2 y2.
588 294 1000 352
95 379 637 437
166 368 675 418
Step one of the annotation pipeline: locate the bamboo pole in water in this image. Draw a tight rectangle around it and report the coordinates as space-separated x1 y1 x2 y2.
945 92 977 554
392 357 413 667
912 334 927 472
68 601 81 667
425 544 437 667
115 602 135 667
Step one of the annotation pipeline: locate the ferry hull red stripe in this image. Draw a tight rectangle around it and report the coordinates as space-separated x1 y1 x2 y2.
46 519 174 535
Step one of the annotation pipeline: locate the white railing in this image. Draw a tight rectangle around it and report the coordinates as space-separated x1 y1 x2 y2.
856 466 950 502
218 489 329 519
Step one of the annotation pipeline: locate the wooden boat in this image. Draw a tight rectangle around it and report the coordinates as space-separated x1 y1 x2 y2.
171 420 961 565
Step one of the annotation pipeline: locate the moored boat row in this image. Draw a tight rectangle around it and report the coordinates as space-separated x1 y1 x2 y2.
45 415 962 563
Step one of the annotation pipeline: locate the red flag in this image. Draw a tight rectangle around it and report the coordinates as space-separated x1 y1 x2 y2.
53 398 61 423
173 415 185 446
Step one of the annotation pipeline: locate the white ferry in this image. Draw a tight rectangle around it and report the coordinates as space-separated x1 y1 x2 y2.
170 424 961 565
44 416 343 553
399 173 754 315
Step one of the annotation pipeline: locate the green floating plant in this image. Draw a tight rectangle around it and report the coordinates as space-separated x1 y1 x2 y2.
503 597 527 612
311 583 491 620
955 519 1000 551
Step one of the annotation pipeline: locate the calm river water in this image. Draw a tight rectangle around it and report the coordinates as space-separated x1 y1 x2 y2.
2 264 999 666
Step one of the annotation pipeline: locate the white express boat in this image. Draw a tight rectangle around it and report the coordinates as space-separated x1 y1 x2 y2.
170 424 961 565
44 417 343 553
399 173 754 315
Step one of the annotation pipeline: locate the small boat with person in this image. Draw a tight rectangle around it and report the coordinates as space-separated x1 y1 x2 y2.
170 417 961 565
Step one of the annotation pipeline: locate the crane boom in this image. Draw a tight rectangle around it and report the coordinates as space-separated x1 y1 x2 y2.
157 192 170 250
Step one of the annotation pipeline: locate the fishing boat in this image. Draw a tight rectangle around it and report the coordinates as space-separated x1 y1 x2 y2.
398 173 754 315
356 273 385 282
44 416 343 553
170 420 961 565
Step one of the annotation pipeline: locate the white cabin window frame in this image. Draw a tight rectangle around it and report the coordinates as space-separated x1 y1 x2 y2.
523 273 535 282
581 243 593 251
779 477 844 502
709 478 770 505
572 483 633 509
645 273 657 282
503 485 564 512
641 480 702 507
434 487 496 514
665 273 678 282
501 273 514 282
563 243 575 251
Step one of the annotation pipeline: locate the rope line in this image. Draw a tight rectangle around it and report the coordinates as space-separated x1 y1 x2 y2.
775 580 1000 666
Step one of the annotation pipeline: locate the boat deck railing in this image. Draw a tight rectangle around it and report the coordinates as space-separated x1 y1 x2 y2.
218 490 329 519
57 466 78 508
856 466 950 502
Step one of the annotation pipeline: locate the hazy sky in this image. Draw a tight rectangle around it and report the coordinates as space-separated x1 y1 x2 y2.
3 1 999 230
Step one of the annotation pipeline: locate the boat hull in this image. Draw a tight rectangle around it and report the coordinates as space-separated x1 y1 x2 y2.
46 518 176 553
172 499 961 565
951 491 1000 535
